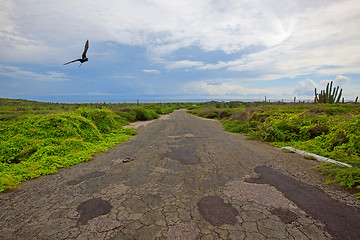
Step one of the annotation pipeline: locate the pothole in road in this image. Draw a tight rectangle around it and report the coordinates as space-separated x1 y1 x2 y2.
77 198 112 225
67 171 105 185
198 195 239 226
164 146 201 165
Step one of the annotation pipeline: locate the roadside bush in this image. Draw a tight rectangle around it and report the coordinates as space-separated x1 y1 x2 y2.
114 107 159 122
132 107 159 121
115 108 137 122
222 119 249 133
194 107 236 119
307 124 329 138
77 108 117 134
230 110 248 122
218 108 236 118
145 104 163 114
197 107 218 118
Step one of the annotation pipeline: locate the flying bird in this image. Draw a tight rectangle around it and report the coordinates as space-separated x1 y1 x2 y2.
64 40 89 67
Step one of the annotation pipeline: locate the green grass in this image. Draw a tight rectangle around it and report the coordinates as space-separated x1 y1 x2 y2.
190 102 360 197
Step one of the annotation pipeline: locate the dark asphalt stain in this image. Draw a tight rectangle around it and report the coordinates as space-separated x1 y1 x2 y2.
246 166 360 240
67 171 105 185
271 207 298 224
77 198 112 225
198 195 239 226
164 146 201 165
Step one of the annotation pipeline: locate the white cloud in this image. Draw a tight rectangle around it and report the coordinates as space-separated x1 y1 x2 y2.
165 60 204 70
1 0 360 82
334 75 351 86
142 69 161 74
0 65 69 81
121 75 138 79
183 80 282 98
320 75 351 87
87 92 114 96
294 79 316 96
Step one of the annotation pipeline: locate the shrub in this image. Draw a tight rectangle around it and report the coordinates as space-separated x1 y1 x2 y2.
132 107 159 121
197 107 219 118
222 120 248 133
77 108 119 134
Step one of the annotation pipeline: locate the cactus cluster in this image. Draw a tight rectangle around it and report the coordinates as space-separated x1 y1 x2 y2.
314 81 342 104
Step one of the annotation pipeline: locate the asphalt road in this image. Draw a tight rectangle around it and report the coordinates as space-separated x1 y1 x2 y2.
1 109 360 239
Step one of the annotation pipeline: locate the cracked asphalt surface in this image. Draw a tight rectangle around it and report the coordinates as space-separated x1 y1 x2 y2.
1 109 360 239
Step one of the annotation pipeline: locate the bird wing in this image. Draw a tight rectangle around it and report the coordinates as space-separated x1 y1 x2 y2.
63 59 81 65
82 40 89 59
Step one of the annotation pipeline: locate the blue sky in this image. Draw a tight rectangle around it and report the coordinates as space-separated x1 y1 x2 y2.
1 0 359 102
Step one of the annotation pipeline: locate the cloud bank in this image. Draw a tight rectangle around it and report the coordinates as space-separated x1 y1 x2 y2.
0 0 359 100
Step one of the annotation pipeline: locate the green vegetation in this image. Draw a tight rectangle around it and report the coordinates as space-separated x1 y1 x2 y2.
189 101 360 197
0 98 187 192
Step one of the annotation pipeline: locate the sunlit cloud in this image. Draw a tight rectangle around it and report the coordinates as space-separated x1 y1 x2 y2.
183 79 283 98
294 79 316 96
165 60 204 70
142 69 161 74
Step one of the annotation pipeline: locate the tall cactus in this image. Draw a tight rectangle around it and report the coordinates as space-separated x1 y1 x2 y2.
314 81 343 104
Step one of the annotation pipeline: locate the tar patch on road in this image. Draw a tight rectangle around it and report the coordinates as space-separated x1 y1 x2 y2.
77 198 112 225
198 195 239 226
271 208 298 224
67 171 105 185
164 146 201 165
246 166 360 240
